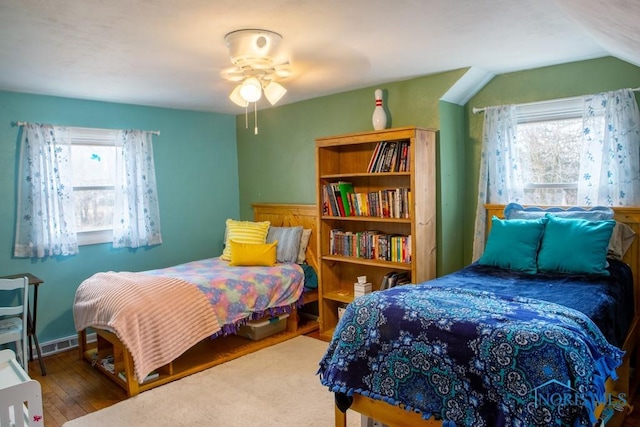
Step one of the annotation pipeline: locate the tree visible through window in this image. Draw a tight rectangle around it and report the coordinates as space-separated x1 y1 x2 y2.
514 98 604 206
517 118 582 205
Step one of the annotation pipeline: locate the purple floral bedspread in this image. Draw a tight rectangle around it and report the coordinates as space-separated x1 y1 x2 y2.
144 257 305 334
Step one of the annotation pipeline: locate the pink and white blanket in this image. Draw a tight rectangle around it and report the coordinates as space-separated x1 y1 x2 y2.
73 272 221 383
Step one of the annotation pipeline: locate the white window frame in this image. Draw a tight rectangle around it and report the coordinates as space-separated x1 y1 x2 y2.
70 127 119 246
515 96 584 204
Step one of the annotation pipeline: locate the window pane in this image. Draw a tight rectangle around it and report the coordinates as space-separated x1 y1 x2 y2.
75 189 114 232
517 118 582 205
72 145 116 186
523 188 577 206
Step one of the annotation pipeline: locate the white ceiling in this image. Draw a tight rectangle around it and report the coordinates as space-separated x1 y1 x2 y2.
0 0 638 114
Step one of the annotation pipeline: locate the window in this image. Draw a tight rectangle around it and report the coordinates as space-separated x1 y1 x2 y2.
515 98 603 206
70 128 120 245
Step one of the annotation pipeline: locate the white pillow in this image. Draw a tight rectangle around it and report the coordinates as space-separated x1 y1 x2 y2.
608 221 636 260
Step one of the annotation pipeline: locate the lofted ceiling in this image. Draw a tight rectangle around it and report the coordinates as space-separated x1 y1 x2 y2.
0 0 638 114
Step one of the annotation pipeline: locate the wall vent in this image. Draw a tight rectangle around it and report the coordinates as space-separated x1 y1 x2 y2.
36 333 97 358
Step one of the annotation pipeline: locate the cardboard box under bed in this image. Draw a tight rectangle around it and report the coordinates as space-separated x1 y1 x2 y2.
236 314 289 341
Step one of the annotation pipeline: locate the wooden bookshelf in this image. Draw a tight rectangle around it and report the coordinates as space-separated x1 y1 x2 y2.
315 126 437 340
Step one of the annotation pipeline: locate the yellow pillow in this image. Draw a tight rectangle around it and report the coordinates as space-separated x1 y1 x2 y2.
228 240 277 267
221 219 270 261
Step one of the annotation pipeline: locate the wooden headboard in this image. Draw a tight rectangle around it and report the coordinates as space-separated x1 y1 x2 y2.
252 203 318 272
486 204 640 317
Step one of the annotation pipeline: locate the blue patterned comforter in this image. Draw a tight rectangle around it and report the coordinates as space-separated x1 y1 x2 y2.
318 276 626 426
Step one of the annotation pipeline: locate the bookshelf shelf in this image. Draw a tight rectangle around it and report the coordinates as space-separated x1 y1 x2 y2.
315 126 437 339
323 290 355 304
321 254 413 269
320 172 411 179
320 216 412 223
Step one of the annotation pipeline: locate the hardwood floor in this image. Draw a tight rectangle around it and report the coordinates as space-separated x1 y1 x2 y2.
27 338 640 427
28 349 127 427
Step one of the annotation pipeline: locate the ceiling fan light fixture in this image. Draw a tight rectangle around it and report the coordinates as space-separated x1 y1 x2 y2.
239 77 262 102
264 81 287 105
229 84 248 107
222 29 292 133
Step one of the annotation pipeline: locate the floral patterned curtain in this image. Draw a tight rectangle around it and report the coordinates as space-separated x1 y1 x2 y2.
472 105 522 260
578 88 640 206
14 123 79 257
113 130 163 248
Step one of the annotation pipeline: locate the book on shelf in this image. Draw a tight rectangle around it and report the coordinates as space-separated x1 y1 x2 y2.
367 141 386 172
323 184 340 216
329 229 411 262
380 271 410 291
337 181 355 216
366 141 383 173
379 271 396 291
399 141 409 172
388 272 411 289
331 183 346 216
118 370 160 383
367 141 410 173
343 188 410 218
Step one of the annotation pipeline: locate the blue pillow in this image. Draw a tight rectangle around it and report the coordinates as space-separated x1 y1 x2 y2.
537 214 615 275
478 216 547 274
266 226 303 263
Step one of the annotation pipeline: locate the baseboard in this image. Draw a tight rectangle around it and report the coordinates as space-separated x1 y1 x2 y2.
37 332 97 358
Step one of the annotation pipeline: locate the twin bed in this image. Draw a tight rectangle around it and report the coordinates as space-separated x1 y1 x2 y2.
74 203 319 396
319 204 640 427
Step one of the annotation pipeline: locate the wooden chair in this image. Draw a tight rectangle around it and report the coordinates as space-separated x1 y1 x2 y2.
0 278 29 373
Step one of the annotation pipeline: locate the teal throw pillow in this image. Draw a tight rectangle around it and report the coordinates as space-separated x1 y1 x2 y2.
537 214 615 275
478 216 547 274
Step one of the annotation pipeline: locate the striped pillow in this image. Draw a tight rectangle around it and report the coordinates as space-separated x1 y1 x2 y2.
266 226 303 263
221 219 270 261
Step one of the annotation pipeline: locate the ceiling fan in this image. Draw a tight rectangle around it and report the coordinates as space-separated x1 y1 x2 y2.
221 29 292 113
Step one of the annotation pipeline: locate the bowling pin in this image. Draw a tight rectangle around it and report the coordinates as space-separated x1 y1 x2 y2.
372 89 387 130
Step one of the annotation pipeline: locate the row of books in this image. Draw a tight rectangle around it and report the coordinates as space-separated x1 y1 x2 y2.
322 182 411 218
329 229 412 263
367 141 410 173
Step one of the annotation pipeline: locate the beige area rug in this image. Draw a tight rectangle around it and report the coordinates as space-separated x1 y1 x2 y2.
63 336 361 427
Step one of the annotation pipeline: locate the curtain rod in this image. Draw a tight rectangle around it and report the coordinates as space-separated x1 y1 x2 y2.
472 87 640 114
13 121 160 135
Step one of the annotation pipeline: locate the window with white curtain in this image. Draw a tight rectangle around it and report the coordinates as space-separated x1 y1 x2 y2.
472 88 640 260
70 127 120 245
15 123 162 258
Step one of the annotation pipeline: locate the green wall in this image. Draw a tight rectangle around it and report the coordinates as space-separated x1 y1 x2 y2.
463 57 640 263
236 68 469 275
0 91 239 343
437 101 466 273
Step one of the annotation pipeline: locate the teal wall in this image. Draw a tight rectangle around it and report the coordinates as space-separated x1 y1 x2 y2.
236 68 469 275
463 57 640 262
0 91 239 343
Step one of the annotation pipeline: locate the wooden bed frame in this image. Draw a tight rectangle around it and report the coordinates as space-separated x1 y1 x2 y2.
334 205 640 427
77 203 319 397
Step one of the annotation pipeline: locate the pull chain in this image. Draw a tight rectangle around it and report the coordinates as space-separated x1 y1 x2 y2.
254 102 258 134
